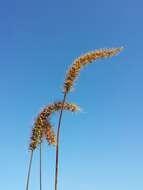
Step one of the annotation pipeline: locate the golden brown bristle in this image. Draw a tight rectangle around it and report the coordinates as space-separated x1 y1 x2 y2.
64 47 123 93
29 102 80 150
42 120 56 145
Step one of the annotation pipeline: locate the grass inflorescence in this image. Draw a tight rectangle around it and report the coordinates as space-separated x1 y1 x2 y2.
26 46 123 190
29 102 80 150
64 47 123 93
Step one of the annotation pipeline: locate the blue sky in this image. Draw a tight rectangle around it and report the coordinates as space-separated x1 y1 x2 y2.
0 0 143 190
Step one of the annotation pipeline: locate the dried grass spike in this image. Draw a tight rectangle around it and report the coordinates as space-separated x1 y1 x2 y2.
43 102 80 117
29 125 43 150
64 47 123 93
43 120 56 145
29 101 80 150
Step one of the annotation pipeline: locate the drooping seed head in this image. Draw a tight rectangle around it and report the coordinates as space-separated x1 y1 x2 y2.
42 102 80 116
29 102 80 150
42 120 56 145
64 47 123 93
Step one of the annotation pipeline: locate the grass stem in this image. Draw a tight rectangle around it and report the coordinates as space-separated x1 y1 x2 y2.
54 93 67 190
40 143 42 190
26 150 33 190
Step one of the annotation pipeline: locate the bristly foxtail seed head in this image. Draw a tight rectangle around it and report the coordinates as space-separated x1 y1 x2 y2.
64 47 123 93
43 120 56 145
29 102 80 150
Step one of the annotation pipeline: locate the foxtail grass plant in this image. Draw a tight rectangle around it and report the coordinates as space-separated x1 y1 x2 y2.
54 47 123 190
26 102 79 190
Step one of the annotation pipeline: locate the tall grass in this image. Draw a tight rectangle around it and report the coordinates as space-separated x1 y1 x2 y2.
25 47 123 190
54 47 123 190
26 102 79 190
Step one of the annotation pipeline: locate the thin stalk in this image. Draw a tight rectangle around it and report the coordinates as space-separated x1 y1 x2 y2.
40 143 42 190
54 93 67 190
26 150 34 190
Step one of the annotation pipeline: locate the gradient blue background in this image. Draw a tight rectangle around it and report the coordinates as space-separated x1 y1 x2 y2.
0 0 143 189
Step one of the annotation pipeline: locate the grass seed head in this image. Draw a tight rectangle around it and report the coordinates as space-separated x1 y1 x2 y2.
29 101 80 150
64 47 123 93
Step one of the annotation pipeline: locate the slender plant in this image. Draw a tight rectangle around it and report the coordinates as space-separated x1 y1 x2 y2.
40 142 42 190
26 150 34 190
54 47 123 190
26 102 80 190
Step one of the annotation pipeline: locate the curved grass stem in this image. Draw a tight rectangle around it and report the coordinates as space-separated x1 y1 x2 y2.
26 150 33 190
54 93 67 190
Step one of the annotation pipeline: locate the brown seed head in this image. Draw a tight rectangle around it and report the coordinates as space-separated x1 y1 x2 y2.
29 102 80 150
64 47 123 93
42 120 56 145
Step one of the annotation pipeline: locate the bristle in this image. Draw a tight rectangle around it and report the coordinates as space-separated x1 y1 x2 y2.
43 120 56 145
29 102 80 150
44 102 80 115
64 47 123 93
29 124 43 150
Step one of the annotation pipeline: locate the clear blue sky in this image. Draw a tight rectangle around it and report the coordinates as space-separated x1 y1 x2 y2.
0 0 143 190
